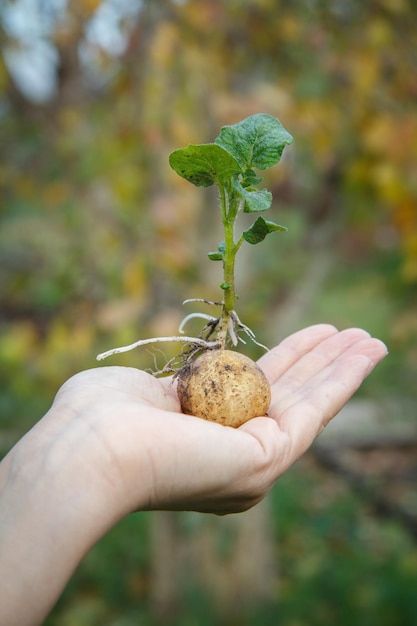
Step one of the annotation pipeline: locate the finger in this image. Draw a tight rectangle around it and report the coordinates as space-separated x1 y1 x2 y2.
276 354 374 456
258 323 339 383
271 328 372 399
270 334 387 414
271 338 388 461
309 342 387 425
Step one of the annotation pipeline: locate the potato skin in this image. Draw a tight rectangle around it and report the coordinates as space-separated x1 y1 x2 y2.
177 349 271 428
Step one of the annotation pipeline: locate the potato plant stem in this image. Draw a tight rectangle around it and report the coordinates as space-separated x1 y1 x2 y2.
217 186 243 348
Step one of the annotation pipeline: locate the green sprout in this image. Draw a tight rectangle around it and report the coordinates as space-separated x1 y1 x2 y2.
97 114 293 370
169 113 293 349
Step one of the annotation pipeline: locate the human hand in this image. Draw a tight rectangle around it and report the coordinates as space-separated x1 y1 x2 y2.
46 323 388 517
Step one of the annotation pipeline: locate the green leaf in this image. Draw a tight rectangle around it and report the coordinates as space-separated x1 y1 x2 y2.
169 144 241 187
242 216 287 245
208 251 223 261
242 188 272 212
208 241 225 261
214 113 293 172
232 178 272 212
240 169 263 188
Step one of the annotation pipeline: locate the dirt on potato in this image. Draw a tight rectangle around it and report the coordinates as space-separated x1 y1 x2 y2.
177 349 271 428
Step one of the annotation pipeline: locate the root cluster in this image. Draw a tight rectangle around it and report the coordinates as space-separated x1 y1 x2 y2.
96 299 268 378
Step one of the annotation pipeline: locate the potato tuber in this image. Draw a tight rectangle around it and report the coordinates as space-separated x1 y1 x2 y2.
177 349 271 428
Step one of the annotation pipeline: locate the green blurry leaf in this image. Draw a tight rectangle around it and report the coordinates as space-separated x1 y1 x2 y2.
214 113 293 171
169 144 241 187
242 216 287 244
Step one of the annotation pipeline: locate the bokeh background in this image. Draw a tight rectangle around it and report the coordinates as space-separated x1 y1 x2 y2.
1 1 416 624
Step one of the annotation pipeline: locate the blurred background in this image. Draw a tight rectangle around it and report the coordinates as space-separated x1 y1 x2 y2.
1 0 416 624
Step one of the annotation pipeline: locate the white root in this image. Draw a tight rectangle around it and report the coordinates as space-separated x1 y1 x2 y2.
182 298 223 306
227 316 239 346
230 310 269 352
178 313 218 334
96 335 220 361
179 302 268 352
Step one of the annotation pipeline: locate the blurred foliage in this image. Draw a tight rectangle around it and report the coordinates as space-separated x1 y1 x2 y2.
1 0 417 624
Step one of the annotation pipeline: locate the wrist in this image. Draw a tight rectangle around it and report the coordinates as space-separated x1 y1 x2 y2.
25 404 133 534
0 407 133 626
